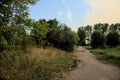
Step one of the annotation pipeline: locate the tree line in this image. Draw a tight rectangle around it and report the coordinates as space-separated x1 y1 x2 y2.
0 0 79 52
0 0 120 52
77 23 120 48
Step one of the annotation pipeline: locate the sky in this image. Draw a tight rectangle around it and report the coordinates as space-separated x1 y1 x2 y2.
29 0 120 31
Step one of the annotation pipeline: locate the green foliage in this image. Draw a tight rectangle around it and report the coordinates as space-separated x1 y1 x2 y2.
94 23 109 35
91 31 105 48
0 34 8 51
0 0 38 26
59 26 79 51
109 23 120 31
47 22 79 52
85 25 92 37
106 31 120 47
31 19 49 47
77 27 86 45
0 26 27 50
91 47 120 66
46 19 59 46
0 0 39 51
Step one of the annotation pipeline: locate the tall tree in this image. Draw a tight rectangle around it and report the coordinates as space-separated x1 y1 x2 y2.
102 23 109 35
0 0 38 26
94 23 102 31
77 27 86 45
85 25 92 44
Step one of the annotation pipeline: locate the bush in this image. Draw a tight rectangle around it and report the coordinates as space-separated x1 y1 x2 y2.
59 26 78 52
91 31 105 48
106 31 119 47
47 24 79 52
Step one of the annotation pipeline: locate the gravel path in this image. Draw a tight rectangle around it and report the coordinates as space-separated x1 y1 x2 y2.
63 46 120 80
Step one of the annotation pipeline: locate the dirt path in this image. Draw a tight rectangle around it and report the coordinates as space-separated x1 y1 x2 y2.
63 46 120 80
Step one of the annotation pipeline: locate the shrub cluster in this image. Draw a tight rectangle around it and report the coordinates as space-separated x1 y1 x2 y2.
91 31 120 48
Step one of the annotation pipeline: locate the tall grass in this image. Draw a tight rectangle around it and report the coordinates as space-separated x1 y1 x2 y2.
91 47 120 66
0 47 74 80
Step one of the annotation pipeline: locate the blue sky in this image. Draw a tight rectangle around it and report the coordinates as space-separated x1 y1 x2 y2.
29 0 120 31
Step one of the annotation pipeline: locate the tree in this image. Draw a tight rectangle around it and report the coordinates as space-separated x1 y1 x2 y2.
91 31 105 48
31 19 49 47
0 0 38 51
101 23 108 35
77 27 86 45
94 23 109 35
59 25 79 51
106 31 119 47
0 0 38 26
46 19 79 52
85 25 92 34
85 25 92 45
94 23 102 31
46 19 58 46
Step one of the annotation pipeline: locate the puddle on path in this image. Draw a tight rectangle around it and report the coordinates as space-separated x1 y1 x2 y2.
73 59 81 68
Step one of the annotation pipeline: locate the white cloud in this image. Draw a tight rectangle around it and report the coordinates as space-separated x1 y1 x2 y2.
66 12 73 22
62 0 69 8
58 11 63 17
86 0 120 25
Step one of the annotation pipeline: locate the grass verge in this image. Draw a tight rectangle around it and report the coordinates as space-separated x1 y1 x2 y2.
0 47 74 80
90 47 120 66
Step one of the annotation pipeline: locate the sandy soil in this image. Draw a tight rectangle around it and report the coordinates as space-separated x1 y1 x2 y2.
62 46 120 80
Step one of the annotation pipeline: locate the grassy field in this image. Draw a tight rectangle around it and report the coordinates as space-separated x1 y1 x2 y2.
0 47 75 80
90 47 120 66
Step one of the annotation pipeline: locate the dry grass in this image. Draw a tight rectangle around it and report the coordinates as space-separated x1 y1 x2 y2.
0 47 74 80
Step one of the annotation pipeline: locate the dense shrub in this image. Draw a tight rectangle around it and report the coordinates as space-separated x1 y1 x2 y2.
47 24 79 52
59 26 79 51
106 31 120 47
91 31 105 48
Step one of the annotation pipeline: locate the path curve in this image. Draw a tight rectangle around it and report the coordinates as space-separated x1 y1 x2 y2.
63 46 120 80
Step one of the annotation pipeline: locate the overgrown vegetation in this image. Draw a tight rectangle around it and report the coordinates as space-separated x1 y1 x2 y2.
91 47 120 66
0 48 74 80
0 0 120 79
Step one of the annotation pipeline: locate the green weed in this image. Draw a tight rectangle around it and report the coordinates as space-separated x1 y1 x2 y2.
91 47 120 66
